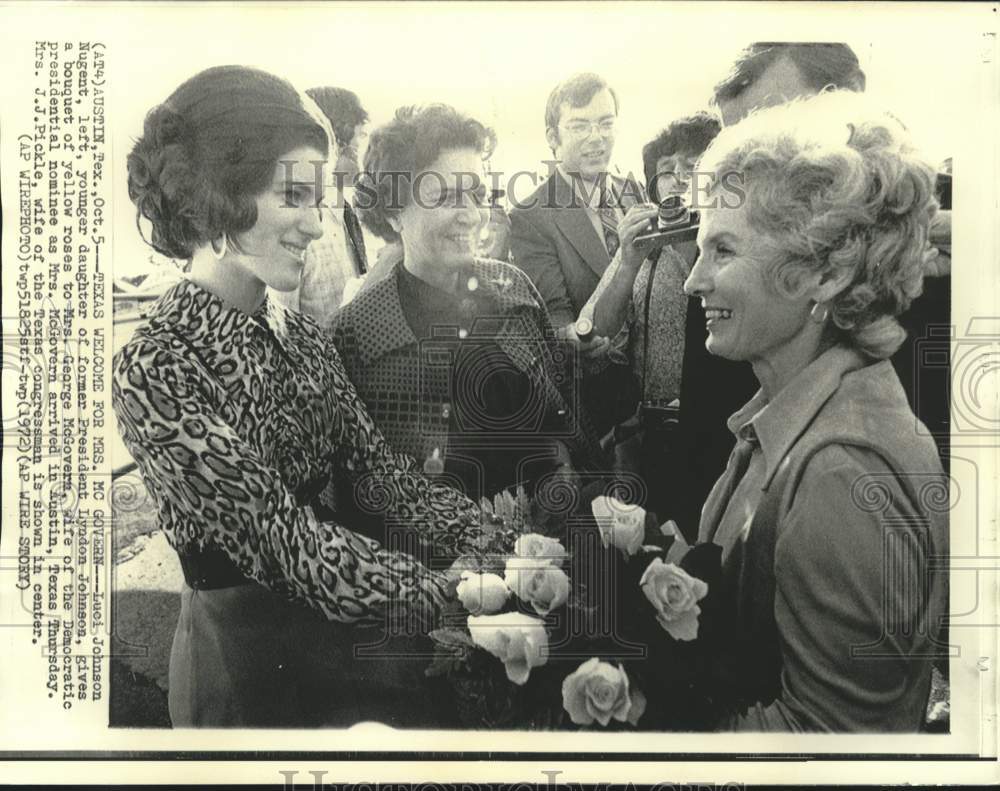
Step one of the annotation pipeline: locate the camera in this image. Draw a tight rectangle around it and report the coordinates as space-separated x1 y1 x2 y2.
640 400 680 435
634 195 700 247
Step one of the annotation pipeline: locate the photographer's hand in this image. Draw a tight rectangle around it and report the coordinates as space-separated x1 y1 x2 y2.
588 204 659 340
619 203 660 271
558 320 610 360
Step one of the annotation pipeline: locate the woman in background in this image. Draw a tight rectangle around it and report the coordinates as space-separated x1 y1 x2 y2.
580 113 720 521
114 66 495 727
583 112 721 405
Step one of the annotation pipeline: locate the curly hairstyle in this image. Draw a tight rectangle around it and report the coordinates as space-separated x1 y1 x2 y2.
127 65 330 260
698 92 938 360
642 112 721 203
354 104 496 242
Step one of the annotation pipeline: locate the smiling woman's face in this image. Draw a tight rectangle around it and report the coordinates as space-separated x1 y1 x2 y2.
230 144 326 292
685 198 813 368
395 147 488 274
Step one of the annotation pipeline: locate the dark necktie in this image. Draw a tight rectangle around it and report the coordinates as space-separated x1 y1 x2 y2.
342 200 368 275
598 186 620 258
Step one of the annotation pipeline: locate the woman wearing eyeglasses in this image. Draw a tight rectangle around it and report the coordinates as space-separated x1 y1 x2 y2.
332 104 604 508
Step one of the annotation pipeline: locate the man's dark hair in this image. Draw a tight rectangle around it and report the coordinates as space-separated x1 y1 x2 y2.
712 43 866 106
544 72 619 133
642 112 721 203
306 86 369 150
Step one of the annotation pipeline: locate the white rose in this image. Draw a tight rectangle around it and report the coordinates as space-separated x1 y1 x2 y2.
467 612 549 685
455 571 511 616
504 556 570 616
513 533 567 568
590 496 646 557
639 557 708 641
561 657 646 726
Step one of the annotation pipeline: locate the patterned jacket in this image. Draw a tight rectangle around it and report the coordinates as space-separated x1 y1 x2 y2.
509 170 646 328
331 258 605 483
112 278 491 625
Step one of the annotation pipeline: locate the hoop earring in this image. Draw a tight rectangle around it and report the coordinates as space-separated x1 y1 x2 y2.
810 301 829 324
210 234 228 261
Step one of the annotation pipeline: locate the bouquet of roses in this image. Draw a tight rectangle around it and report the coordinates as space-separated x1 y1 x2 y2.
427 489 725 730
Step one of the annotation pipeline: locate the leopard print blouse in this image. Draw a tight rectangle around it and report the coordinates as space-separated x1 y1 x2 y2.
112 278 491 624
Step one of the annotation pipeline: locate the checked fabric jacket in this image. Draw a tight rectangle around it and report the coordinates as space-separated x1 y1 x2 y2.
331 257 605 491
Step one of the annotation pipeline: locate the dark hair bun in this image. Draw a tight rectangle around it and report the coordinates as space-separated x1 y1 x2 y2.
127 104 209 260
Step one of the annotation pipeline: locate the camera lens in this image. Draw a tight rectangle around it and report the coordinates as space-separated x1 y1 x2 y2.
657 195 689 230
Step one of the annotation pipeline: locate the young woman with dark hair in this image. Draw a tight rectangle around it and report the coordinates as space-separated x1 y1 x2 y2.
114 67 499 727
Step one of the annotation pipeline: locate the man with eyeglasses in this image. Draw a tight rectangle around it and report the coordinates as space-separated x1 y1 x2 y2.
510 72 646 434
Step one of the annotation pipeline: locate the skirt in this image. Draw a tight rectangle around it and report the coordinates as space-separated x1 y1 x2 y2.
167 580 455 728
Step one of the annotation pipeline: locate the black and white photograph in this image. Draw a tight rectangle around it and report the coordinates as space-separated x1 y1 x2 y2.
0 0 996 785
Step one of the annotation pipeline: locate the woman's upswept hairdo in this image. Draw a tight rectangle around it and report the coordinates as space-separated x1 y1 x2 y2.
699 91 938 359
355 104 496 242
127 65 330 260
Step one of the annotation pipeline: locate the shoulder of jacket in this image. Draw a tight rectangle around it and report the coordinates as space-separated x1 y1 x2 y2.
332 272 388 329
473 258 545 308
509 174 560 217
112 328 195 389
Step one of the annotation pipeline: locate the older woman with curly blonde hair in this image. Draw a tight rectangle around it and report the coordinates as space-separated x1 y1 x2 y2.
685 93 948 731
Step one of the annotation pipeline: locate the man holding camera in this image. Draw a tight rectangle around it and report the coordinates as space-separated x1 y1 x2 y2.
509 72 646 434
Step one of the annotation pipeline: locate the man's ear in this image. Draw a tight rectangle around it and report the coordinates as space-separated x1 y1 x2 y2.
545 126 560 156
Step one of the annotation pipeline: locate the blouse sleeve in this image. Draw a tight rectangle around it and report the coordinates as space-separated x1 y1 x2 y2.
727 444 945 731
579 251 630 367
321 331 510 559
112 338 451 625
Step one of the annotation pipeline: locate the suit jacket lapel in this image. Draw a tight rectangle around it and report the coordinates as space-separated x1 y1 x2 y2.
615 174 646 211
548 171 611 279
